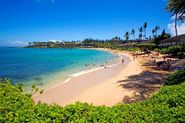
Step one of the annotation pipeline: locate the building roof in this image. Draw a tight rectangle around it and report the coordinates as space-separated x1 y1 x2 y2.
160 34 185 43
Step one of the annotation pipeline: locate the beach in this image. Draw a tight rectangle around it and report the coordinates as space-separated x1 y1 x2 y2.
33 49 143 106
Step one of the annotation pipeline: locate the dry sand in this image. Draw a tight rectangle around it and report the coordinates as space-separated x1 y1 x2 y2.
33 49 143 106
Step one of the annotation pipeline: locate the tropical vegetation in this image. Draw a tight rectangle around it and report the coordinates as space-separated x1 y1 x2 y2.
155 45 185 58
1 70 185 122
165 70 185 85
1 0 185 122
26 0 185 51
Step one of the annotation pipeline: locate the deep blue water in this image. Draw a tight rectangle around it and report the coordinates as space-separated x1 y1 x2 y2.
0 47 117 88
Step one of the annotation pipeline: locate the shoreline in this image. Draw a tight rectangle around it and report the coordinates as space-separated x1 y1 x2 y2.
35 48 122 91
63 48 123 83
60 48 129 84
24 48 119 92
33 49 143 106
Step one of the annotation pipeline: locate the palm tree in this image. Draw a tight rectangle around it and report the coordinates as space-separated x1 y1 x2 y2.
143 22 148 39
131 28 135 40
139 27 143 40
155 26 160 37
124 32 129 41
166 0 185 36
33 41 36 46
28 42 32 46
152 29 156 38
114 36 121 42
139 34 142 40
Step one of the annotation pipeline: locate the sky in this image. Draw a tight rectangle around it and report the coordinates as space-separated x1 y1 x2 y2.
0 0 184 46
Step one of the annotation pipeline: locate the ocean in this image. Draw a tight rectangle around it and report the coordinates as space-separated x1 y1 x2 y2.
0 47 118 90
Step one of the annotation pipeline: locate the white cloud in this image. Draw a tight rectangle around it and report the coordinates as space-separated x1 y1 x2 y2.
11 41 27 46
167 15 185 36
168 22 185 36
49 39 62 42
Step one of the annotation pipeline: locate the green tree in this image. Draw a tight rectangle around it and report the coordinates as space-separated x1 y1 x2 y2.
28 42 32 46
131 28 135 40
155 26 160 37
139 34 142 40
152 29 156 38
153 29 171 47
143 22 148 39
139 27 143 40
124 32 129 41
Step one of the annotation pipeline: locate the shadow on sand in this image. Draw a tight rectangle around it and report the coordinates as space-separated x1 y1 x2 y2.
117 60 170 104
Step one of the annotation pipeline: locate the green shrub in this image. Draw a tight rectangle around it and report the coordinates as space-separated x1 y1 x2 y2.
160 48 168 54
155 48 169 54
1 78 185 122
137 43 156 50
165 70 185 85
126 47 140 51
155 46 185 58
154 48 160 52
167 46 182 56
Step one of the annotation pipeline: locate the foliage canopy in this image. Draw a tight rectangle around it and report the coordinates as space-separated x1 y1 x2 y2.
1 72 185 122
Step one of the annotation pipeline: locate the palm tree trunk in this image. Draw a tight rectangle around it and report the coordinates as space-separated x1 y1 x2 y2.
145 29 147 39
155 31 157 38
175 13 178 36
144 29 146 39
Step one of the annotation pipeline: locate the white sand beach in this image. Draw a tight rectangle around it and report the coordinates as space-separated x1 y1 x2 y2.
33 49 143 106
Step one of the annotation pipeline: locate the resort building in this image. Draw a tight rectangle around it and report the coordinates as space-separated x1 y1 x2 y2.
159 34 185 47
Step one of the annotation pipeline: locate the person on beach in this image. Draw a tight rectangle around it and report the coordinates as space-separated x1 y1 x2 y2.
135 53 138 58
133 54 135 60
122 59 124 64
163 56 166 61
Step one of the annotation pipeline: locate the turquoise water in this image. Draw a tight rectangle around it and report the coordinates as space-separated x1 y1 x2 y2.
0 47 117 89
